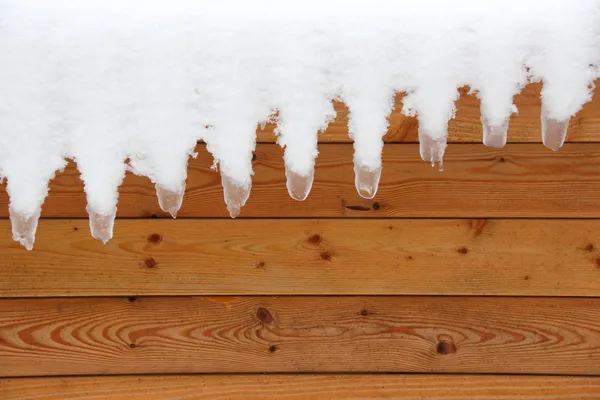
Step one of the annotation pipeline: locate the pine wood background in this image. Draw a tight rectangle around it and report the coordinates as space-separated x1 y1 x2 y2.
2 82 600 399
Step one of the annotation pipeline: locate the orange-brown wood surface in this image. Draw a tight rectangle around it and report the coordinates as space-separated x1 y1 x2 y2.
2 143 600 219
2 296 600 377
3 81 600 398
255 82 600 143
3 375 600 400
2 219 600 297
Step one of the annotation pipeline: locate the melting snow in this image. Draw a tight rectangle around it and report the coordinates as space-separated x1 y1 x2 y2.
0 0 599 248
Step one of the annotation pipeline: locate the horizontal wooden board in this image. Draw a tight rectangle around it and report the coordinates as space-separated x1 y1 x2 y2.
3 219 600 297
2 296 600 376
256 82 600 143
2 375 600 400
2 143 600 218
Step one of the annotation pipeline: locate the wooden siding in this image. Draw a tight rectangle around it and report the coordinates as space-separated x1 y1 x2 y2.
1 82 600 398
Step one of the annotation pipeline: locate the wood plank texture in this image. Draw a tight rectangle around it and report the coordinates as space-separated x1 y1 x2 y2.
2 296 600 376
2 219 600 297
3 81 600 387
255 82 600 143
2 375 600 400
2 143 600 218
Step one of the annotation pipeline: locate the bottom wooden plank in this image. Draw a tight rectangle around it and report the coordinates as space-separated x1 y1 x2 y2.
1 375 600 400
2 296 600 376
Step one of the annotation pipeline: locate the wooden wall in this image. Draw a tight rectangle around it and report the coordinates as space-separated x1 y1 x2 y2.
2 82 600 399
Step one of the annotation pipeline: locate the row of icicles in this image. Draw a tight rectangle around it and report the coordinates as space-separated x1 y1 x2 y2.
7 100 572 251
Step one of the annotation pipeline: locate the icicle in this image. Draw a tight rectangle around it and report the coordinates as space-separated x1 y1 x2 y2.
202 116 265 218
481 115 509 148
272 39 335 203
277 111 328 202
73 152 126 244
205 130 256 218
541 106 569 151
343 96 393 200
156 182 185 218
2 156 65 250
285 167 314 201
86 206 116 244
354 163 381 199
418 128 447 170
351 131 385 198
404 86 457 172
9 207 40 251
129 148 194 220
221 173 251 218
277 120 320 202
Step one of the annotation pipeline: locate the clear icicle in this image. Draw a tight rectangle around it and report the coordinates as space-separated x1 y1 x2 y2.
481 116 509 148
418 129 447 170
87 206 116 244
156 183 185 218
9 207 41 251
354 162 381 199
221 173 251 218
541 108 569 151
285 166 314 201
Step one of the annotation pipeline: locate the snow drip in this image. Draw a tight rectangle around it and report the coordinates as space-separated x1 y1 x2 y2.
0 0 598 249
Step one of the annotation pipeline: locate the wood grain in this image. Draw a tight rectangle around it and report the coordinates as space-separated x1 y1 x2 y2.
2 375 600 400
2 296 600 376
2 143 600 218
2 219 600 297
256 82 600 143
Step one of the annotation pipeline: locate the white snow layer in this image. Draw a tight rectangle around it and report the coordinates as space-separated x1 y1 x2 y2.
0 0 599 249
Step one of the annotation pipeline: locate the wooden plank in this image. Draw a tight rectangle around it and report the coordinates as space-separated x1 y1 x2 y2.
2 296 600 376
255 82 600 143
2 143 600 218
2 375 600 400
2 219 600 297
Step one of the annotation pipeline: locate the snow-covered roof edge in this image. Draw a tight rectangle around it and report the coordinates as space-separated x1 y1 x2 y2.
0 0 598 249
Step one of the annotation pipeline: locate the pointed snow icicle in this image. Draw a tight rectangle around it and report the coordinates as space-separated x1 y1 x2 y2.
207 136 255 218
541 105 569 151
203 119 263 219
74 151 127 244
156 183 185 218
276 104 333 202
2 154 66 250
339 66 394 199
348 115 388 199
5 168 56 251
481 115 509 148
129 149 194 220
272 35 335 202
276 116 320 202
354 163 382 199
475 79 522 149
285 167 314 202
343 96 394 200
403 87 458 172
9 207 41 251
87 206 116 244
5 177 50 251
418 128 447 171
221 173 251 218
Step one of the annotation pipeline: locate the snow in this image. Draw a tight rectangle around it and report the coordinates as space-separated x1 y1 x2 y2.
0 0 598 249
